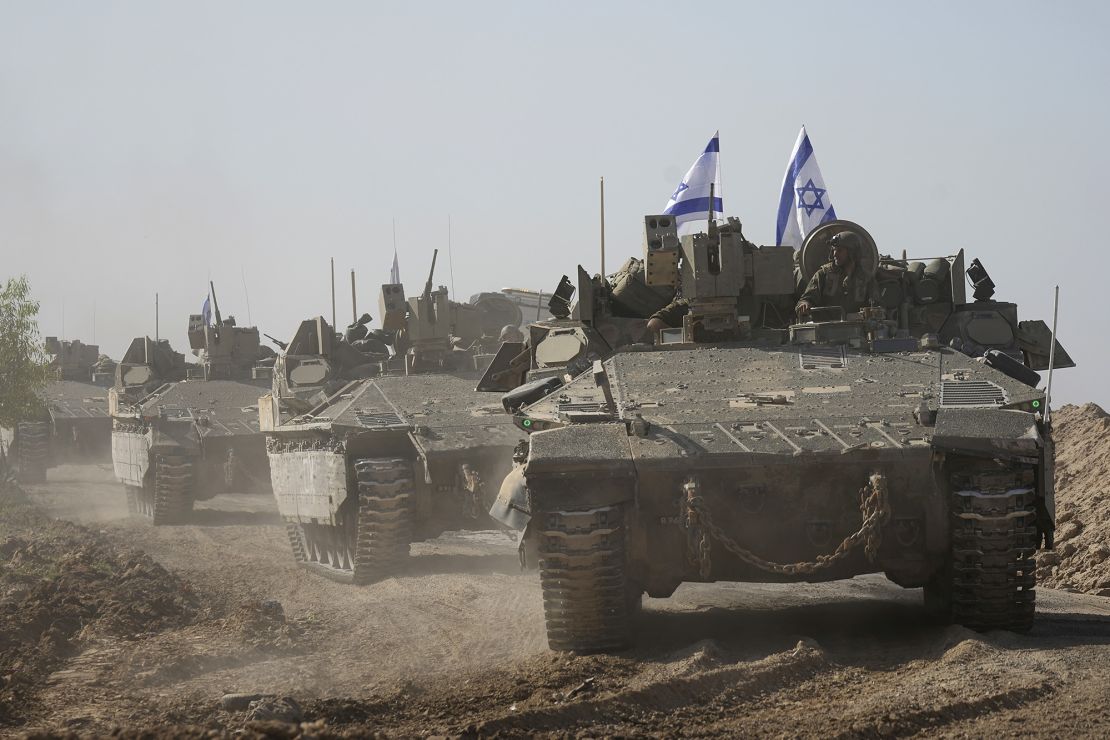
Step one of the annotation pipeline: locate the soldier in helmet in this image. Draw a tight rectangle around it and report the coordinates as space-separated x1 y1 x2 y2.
498 324 525 344
795 230 878 318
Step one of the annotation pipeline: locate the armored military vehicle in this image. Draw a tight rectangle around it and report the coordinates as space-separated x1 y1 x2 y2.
492 214 1072 651
5 338 117 482
43 338 117 463
262 253 529 583
110 286 275 524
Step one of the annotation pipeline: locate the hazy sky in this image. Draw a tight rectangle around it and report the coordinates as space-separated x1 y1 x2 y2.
2 1 1107 406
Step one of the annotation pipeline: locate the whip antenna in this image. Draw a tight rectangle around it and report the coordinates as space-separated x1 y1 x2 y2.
1045 285 1060 424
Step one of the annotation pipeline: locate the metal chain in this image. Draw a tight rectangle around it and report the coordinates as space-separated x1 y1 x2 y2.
682 480 712 578
683 472 891 577
223 449 237 489
459 463 483 519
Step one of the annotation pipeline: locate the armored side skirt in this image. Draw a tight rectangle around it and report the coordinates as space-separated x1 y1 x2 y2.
268 448 349 525
112 429 152 488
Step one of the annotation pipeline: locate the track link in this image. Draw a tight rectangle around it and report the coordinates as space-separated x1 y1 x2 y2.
149 454 195 525
293 457 414 585
351 457 414 584
15 422 49 484
928 463 1038 632
537 504 638 652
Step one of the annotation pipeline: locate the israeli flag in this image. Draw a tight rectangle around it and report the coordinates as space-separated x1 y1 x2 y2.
390 250 400 284
663 131 723 236
201 295 212 326
776 125 837 249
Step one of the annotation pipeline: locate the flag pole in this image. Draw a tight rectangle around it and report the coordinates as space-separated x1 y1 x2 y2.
351 269 357 323
600 177 606 277
330 258 336 331
241 266 253 328
155 293 159 342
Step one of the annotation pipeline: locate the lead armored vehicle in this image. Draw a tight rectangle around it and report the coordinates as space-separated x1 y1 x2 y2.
262 254 528 583
110 287 275 523
493 215 1072 651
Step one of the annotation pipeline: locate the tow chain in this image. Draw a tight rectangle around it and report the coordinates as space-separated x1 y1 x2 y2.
459 463 483 519
223 449 237 489
682 472 891 577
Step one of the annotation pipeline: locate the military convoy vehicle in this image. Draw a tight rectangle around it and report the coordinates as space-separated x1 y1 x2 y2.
110 286 275 524
261 253 528 583
5 338 117 482
43 338 117 463
491 214 1073 652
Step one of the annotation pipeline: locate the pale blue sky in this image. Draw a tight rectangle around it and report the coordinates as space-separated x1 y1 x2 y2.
1 1 1107 405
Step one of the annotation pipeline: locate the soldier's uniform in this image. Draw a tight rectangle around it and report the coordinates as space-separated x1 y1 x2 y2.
648 298 691 328
796 262 878 317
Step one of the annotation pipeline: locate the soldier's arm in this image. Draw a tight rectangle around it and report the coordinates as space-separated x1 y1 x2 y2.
796 271 823 314
647 298 690 330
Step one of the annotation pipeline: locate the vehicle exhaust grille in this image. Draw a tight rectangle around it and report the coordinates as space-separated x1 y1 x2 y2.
354 411 406 428
799 347 847 370
939 380 1008 407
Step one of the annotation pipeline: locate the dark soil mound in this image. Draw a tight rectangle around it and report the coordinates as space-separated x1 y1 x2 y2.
0 490 197 725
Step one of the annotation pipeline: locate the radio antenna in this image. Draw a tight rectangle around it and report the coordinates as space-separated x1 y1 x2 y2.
1045 285 1060 424
241 266 253 327
448 215 456 301
351 269 357 323
600 177 606 277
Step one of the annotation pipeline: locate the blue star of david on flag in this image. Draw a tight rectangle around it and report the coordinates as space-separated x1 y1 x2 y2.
663 131 722 235
795 179 827 217
776 126 837 249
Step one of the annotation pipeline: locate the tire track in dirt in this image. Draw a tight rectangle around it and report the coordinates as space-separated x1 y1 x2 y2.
474 638 833 735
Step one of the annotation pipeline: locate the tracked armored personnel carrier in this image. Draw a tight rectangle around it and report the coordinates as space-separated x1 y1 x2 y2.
43 338 116 463
110 287 275 524
262 254 528 583
6 338 117 482
493 215 1073 651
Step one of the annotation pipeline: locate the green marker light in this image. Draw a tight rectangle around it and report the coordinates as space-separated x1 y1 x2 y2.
1032 400 1041 409
522 418 533 428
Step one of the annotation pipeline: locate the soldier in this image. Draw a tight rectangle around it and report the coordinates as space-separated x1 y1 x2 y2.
498 324 525 344
795 230 877 318
646 299 689 333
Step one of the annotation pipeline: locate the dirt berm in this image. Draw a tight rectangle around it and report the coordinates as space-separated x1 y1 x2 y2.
0 484 195 725
1036 403 1110 595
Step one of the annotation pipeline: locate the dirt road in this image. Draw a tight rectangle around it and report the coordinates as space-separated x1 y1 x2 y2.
10 465 1110 737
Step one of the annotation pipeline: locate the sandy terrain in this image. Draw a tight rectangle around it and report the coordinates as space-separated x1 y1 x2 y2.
0 462 1103 737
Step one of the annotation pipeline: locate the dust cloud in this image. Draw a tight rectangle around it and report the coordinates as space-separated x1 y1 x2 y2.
3 437 1109 735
